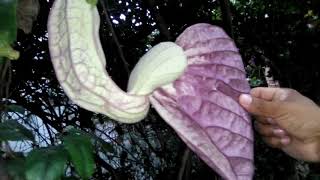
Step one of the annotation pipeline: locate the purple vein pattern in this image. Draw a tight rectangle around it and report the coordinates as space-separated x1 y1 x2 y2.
150 24 254 180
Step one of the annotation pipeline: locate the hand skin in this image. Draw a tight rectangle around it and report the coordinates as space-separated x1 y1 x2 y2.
239 87 320 162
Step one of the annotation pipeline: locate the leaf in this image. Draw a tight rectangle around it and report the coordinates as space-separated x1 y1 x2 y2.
61 177 79 180
0 0 17 43
0 44 19 60
150 24 254 180
6 156 26 180
63 129 95 179
0 121 34 142
26 146 68 180
17 0 40 34
86 0 98 5
7 104 25 114
65 127 114 153
0 0 19 60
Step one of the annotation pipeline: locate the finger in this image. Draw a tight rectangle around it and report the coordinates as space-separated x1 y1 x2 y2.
262 136 291 148
255 122 287 137
239 94 283 117
255 116 277 124
273 128 289 138
262 137 281 148
266 117 277 125
250 87 281 101
251 87 294 101
255 122 274 136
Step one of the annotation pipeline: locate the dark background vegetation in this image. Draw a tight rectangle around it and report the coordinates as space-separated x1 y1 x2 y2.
1 0 320 179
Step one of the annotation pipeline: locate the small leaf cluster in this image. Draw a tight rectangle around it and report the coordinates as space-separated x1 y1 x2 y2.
0 0 20 62
0 120 97 180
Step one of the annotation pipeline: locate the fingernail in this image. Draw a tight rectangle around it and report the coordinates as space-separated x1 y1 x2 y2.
280 137 290 145
239 94 252 108
273 129 285 136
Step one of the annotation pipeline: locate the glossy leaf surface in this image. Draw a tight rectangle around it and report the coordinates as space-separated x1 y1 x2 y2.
63 129 95 179
0 121 34 142
26 146 68 180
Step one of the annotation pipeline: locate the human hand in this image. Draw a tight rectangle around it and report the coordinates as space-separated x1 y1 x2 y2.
239 87 320 162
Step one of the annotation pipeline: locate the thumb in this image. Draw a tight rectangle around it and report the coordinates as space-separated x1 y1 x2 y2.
239 94 283 117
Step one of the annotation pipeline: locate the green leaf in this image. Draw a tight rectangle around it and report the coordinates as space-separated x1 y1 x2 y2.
63 129 95 179
26 146 68 180
98 138 114 153
0 0 18 43
0 44 19 60
6 156 26 180
65 127 114 153
0 0 19 60
61 177 78 180
86 0 97 5
0 121 34 142
7 104 25 114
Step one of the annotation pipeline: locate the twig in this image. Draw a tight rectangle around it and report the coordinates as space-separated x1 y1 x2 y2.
219 0 234 38
0 61 11 100
145 0 172 40
95 155 121 180
44 122 55 145
99 0 130 76
94 127 140 162
177 148 191 180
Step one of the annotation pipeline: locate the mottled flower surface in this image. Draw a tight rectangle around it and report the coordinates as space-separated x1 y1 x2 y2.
150 23 254 180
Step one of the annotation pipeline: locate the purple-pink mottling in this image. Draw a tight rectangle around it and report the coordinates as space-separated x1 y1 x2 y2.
150 23 254 180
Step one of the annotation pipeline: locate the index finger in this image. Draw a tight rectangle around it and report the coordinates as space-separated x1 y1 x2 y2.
251 87 283 101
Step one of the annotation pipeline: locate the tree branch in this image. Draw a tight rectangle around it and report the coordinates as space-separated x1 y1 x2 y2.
219 0 234 38
0 61 12 101
177 148 191 180
43 121 55 145
95 155 121 180
145 0 173 40
99 0 130 76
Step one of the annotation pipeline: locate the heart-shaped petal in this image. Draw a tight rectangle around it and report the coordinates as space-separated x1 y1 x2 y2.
150 23 254 180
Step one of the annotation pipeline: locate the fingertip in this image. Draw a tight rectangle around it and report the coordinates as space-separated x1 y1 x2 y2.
250 87 265 97
262 137 282 148
280 137 291 145
273 129 286 137
250 87 281 100
239 94 252 108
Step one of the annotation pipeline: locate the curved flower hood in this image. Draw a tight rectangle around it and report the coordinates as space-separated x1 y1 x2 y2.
48 0 254 179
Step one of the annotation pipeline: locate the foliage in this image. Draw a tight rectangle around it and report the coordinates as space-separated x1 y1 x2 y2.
0 0 19 61
63 129 95 179
0 120 34 142
25 146 68 180
86 0 98 5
